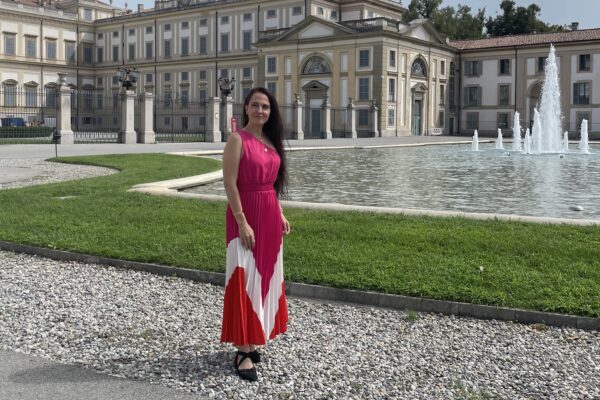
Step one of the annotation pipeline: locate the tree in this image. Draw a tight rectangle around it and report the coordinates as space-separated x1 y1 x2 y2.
485 0 565 36
402 0 443 22
432 5 486 40
402 0 486 40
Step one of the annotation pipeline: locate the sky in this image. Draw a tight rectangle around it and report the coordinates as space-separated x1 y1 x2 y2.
112 0 600 30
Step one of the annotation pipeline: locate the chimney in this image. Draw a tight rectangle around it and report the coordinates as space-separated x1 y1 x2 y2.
137 4 143 12
571 22 579 31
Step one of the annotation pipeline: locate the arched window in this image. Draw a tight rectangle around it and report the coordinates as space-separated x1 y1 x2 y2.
302 55 330 74
411 58 427 77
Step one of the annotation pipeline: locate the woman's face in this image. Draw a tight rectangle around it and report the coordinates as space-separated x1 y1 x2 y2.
245 92 271 127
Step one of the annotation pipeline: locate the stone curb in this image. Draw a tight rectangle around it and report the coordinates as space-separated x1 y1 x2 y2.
1 240 598 331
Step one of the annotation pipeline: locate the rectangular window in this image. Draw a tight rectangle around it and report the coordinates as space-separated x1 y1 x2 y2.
97 94 103 109
267 57 277 74
438 110 445 127
358 77 369 100
220 69 228 78
199 18 207 27
199 36 207 54
97 47 104 63
112 45 119 62
389 50 396 68
387 108 395 127
82 44 92 64
25 86 37 107
128 28 135 36
182 116 188 130
267 82 276 95
499 84 510 106
46 89 57 108
243 31 252 51
145 73 152 84
199 70 206 80
26 37 37 58
164 40 171 57
499 59 510 75
46 40 57 60
358 109 369 126
466 86 481 106
181 71 189 81
146 42 153 59
181 21 189 30
164 72 171 82
573 82 590 104
181 90 189 107
359 49 370 68
317 7 324 15
466 61 480 76
181 38 189 56
97 33 104 40
220 33 229 52
221 16 229 25
243 13 252 21
388 78 396 101
243 67 251 78
242 87 251 99
65 41 75 62
292 6 302 16
440 60 446 75
112 31 119 38
84 8 92 21
128 44 135 60
537 56 545 72
146 26 153 34
113 93 119 109
498 112 510 129
164 23 171 32
199 89 206 101
439 84 445 105
267 9 276 18
331 10 337 19
112 76 119 85
579 54 591 71
466 112 479 130
97 77 103 86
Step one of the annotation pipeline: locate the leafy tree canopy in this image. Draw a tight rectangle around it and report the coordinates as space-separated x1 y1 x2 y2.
402 0 565 40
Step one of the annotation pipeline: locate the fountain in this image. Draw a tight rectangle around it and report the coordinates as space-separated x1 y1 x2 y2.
495 129 504 150
563 131 569 152
512 112 522 152
580 119 590 154
472 130 479 151
523 129 531 154
531 45 563 153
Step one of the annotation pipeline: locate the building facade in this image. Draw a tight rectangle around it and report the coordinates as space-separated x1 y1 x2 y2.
1 0 599 138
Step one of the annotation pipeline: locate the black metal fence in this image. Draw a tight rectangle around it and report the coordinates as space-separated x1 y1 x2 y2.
154 96 206 142
72 90 121 143
0 87 57 144
331 108 349 138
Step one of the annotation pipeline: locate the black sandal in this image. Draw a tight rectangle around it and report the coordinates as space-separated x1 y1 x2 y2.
249 349 261 363
234 351 258 382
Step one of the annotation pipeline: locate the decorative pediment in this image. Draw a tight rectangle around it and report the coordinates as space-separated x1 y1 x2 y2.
302 80 329 91
299 23 334 39
404 19 448 46
411 82 428 92
2 79 18 86
268 16 356 44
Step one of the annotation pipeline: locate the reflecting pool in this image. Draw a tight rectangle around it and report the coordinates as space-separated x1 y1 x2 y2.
186 143 600 220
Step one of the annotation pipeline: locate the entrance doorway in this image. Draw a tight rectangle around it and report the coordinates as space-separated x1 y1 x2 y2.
411 100 422 135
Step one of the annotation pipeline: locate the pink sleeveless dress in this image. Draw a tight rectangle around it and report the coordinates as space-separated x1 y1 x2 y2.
221 129 288 346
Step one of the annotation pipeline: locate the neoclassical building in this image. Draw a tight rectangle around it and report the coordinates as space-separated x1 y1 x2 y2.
1 0 599 138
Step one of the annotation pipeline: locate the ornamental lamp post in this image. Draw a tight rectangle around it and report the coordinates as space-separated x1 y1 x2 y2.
217 76 235 101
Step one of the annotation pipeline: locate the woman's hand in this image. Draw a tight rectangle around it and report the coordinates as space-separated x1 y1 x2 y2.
239 222 256 249
282 213 291 235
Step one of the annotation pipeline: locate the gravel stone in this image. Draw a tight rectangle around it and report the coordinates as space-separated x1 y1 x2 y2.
1 158 599 399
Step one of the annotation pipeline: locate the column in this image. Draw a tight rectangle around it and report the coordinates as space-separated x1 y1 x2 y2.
370 100 379 137
57 85 74 144
220 96 233 142
119 90 136 144
205 97 221 143
321 95 332 139
293 93 304 140
138 92 155 143
346 97 357 138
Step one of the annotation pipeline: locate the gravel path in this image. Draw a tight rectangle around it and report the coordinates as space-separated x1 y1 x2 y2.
1 158 599 399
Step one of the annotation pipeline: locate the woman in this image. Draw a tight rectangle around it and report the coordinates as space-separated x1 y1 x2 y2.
220 87 291 382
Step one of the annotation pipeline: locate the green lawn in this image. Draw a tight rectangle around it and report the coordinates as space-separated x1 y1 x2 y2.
0 153 599 317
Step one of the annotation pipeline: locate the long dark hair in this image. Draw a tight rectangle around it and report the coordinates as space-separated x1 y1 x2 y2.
242 87 287 197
